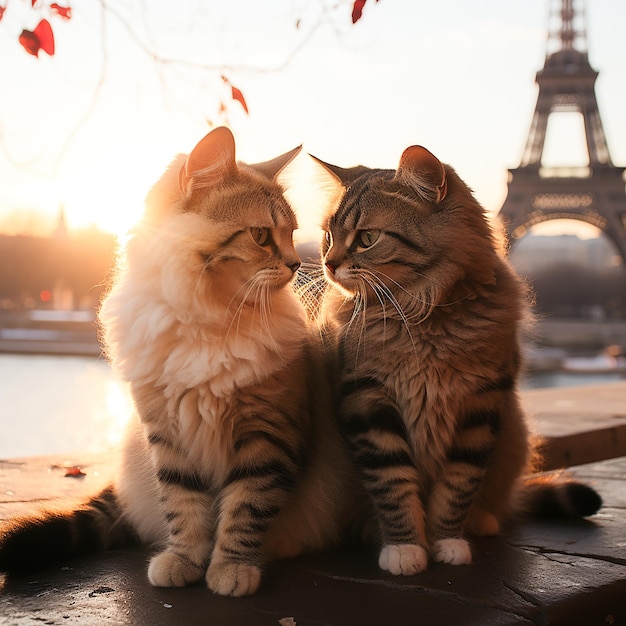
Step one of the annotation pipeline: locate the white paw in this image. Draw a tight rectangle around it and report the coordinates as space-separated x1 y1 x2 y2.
147 549 204 587
206 562 262 597
378 544 428 575
432 538 472 565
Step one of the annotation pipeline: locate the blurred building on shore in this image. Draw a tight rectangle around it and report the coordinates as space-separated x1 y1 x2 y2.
0 208 116 313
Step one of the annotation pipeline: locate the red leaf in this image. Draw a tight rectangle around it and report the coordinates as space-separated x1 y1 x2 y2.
19 30 41 56
231 85 249 114
351 0 367 24
19 19 55 57
0 6 6 22
34 19 55 55
64 466 86 478
50 3 72 20
32 0 38 6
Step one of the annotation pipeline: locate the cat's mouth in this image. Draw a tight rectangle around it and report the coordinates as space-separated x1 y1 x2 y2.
324 267 358 296
247 266 296 293
270 268 299 289
328 267 400 304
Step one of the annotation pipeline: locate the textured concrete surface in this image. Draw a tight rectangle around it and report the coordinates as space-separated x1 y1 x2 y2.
1 454 625 625
1 521 624 625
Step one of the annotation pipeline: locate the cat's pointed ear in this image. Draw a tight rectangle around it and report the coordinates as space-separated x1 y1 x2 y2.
309 155 370 187
395 145 447 203
248 145 302 180
179 126 237 193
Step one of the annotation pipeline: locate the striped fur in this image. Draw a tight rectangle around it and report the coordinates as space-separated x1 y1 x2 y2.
314 145 602 575
0 487 135 575
0 128 361 596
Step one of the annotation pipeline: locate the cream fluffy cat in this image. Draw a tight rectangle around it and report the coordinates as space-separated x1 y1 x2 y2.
0 127 360 597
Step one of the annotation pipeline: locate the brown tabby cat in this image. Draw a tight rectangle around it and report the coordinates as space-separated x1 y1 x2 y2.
0 127 360 596
313 145 602 575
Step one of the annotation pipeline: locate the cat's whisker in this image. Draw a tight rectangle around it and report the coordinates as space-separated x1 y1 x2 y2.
294 265 325 287
252 280 265 333
344 288 365 338
360 272 390 343
361 273 387 312
371 267 478 318
368 268 437 325
193 256 213 300
258 281 282 357
360 275 393 338
362 270 409 320
294 267 327 320
224 276 261 345
224 276 255 318
371 268 434 308
342 282 369 369
253 276 281 356
361 269 418 354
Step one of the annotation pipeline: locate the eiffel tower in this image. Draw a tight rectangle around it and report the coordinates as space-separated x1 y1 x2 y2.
498 0 626 265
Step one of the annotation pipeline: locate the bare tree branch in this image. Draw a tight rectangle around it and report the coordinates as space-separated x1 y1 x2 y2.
0 0 360 178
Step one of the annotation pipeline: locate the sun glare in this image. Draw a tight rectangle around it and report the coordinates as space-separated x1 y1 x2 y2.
282 154 337 246
104 379 134 448
50 135 173 238
61 177 145 237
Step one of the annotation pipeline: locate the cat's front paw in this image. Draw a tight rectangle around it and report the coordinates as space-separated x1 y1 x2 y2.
379 543 428 575
206 562 262 597
432 538 472 565
147 549 204 587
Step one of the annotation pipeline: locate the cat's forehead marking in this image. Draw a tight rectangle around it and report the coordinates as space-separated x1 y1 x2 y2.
331 170 394 231
202 183 296 231
269 196 298 230
248 183 297 230
331 179 369 229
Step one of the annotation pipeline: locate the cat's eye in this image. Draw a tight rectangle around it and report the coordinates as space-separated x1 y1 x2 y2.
324 231 332 247
251 227 271 247
357 229 380 249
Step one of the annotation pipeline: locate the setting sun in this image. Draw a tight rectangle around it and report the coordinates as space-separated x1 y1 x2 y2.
53 136 176 237
60 174 146 237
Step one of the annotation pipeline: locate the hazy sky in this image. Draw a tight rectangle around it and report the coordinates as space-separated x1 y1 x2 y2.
0 0 624 239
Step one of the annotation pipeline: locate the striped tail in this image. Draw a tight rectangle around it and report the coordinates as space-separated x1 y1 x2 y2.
521 474 603 519
0 485 137 576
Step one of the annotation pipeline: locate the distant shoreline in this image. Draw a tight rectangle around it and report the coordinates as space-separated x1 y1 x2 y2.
529 317 626 352
1 312 624 359
0 309 101 356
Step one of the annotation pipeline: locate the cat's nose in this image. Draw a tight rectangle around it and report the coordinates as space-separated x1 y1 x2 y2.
325 262 335 275
287 260 301 274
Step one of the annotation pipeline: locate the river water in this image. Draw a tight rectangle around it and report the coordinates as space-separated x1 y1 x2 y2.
1 353 625 459
0 354 133 459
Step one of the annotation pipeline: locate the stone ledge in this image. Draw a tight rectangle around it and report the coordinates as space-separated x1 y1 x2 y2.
1 457 625 625
522 381 626 470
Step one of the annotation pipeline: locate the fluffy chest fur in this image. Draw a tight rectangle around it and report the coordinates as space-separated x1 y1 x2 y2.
334 281 521 474
104 275 307 472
